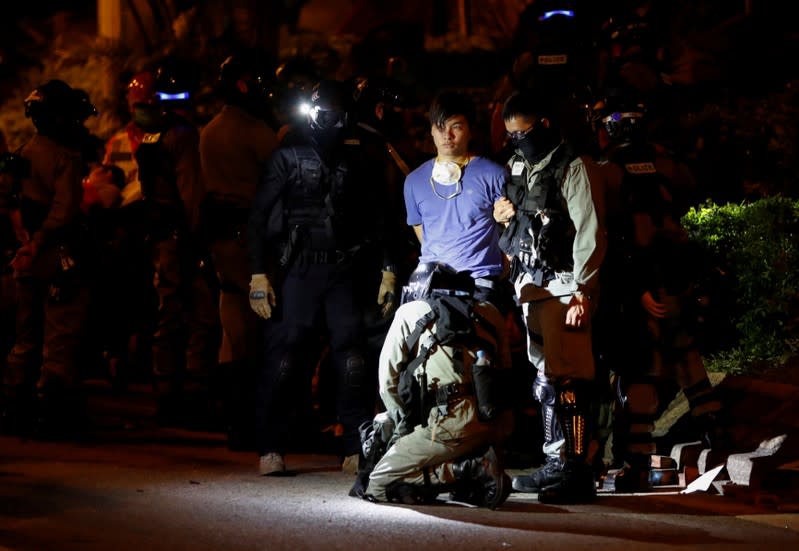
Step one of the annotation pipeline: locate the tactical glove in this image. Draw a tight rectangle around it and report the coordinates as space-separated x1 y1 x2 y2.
377 270 397 318
249 273 276 320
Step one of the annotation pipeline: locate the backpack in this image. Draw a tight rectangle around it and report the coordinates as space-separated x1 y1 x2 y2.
396 293 498 432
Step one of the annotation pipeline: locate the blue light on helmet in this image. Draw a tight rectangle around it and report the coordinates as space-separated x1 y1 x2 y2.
539 10 575 21
156 91 190 101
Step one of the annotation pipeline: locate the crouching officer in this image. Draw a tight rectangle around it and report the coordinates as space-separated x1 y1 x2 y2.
248 79 394 476
357 263 514 509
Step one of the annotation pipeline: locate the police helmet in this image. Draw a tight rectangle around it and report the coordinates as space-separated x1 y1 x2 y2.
218 52 275 105
306 79 351 131
353 75 407 111
401 262 475 304
153 60 198 104
24 79 82 130
593 93 647 144
73 88 98 122
601 11 658 65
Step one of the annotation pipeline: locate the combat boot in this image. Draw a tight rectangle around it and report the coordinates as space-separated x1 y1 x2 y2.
451 446 511 510
537 380 596 504
537 460 596 504
603 455 651 493
512 457 565 492
514 373 566 493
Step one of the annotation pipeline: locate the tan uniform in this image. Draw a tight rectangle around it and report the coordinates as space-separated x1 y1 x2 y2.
199 104 278 364
368 299 514 501
5 134 88 390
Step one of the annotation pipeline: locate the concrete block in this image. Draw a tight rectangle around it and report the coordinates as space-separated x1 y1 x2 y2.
670 440 703 470
726 434 788 487
698 448 729 474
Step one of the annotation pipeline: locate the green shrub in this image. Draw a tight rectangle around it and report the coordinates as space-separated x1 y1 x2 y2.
682 197 799 374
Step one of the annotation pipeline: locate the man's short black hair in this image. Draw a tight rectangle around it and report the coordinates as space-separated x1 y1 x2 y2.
429 90 476 128
502 90 557 123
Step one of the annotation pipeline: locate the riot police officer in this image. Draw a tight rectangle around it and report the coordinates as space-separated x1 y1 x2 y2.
248 79 393 476
1 79 90 438
199 51 279 449
494 90 607 504
591 92 727 492
135 61 220 428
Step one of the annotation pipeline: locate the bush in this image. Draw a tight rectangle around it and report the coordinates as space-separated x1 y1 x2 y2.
682 197 799 374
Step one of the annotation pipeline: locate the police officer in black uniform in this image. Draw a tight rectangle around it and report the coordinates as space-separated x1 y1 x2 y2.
249 79 393 476
591 92 726 491
351 75 419 375
135 61 220 428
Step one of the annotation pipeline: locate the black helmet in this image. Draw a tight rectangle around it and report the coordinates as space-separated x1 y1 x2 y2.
306 79 351 131
593 93 647 144
73 88 98 122
24 79 83 133
353 75 407 112
153 59 199 105
401 262 475 304
218 52 275 106
601 11 659 66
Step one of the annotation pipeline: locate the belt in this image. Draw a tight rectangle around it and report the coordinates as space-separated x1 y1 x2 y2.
430 382 474 404
474 277 497 289
299 249 351 264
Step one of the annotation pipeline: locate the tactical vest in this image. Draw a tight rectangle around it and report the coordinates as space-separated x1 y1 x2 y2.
500 142 578 284
282 144 362 254
135 115 189 233
607 142 695 295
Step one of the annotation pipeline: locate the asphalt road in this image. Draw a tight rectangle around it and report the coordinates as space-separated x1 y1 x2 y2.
2 388 798 551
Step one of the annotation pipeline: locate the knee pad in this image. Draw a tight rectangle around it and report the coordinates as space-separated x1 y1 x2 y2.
344 352 366 391
616 375 660 416
532 372 556 407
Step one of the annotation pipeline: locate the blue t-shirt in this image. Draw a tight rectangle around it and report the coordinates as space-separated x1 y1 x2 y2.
404 156 507 278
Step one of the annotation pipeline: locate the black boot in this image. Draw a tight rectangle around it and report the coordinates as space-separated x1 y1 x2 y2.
224 362 257 451
33 379 88 441
604 454 651 493
513 374 564 492
153 375 184 428
384 480 438 505
0 384 36 437
537 381 596 504
451 446 511 510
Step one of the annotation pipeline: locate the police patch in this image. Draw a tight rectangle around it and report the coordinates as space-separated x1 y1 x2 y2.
625 162 657 174
511 161 525 176
538 54 568 65
142 132 161 144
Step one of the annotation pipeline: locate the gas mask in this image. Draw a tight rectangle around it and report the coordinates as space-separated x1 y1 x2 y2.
132 104 164 132
513 125 559 165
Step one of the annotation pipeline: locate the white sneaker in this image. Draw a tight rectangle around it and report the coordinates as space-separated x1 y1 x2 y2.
341 454 360 475
259 453 286 476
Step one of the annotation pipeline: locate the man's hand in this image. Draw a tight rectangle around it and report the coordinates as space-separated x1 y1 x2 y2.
641 290 667 318
493 196 516 226
377 270 397 318
565 292 590 328
249 273 277 320
10 241 37 272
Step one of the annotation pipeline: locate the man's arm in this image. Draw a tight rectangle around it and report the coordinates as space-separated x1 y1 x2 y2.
412 224 423 244
563 158 606 299
248 149 291 276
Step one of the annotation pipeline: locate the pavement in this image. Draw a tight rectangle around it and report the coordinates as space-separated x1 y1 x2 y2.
1 373 798 550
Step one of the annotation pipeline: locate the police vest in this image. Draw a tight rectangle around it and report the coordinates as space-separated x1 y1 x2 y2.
283 142 365 253
500 142 578 284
